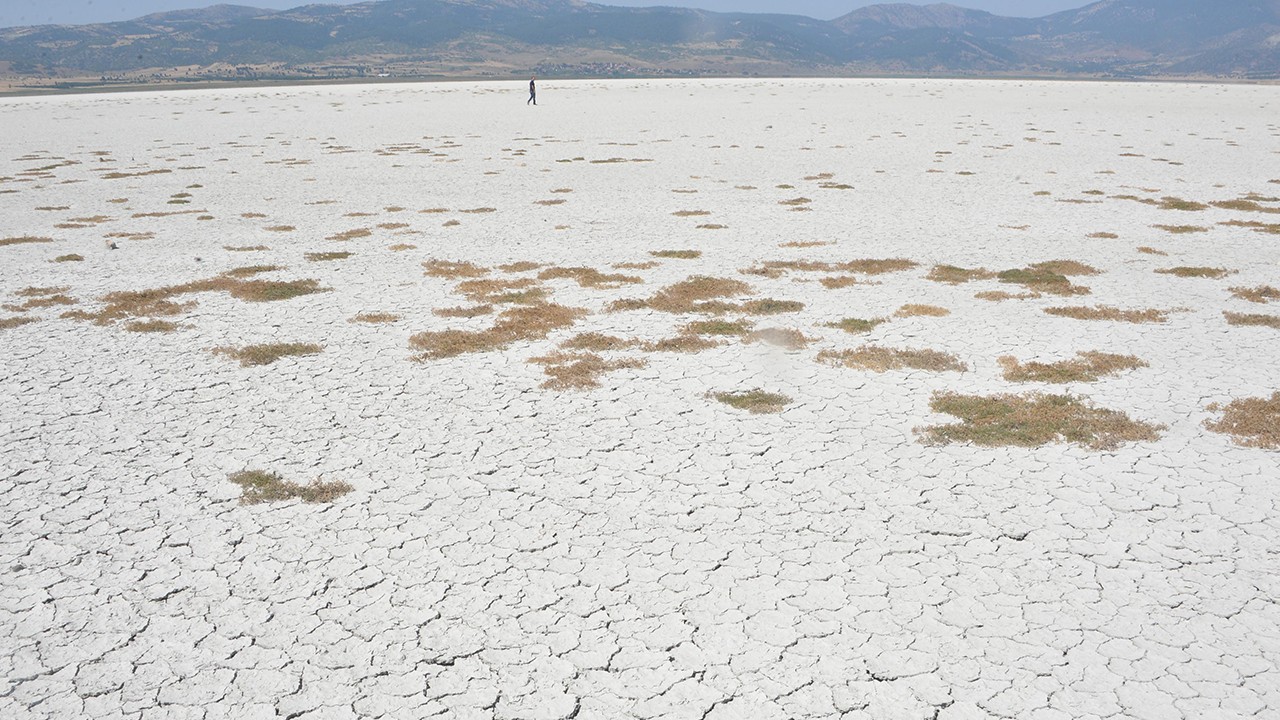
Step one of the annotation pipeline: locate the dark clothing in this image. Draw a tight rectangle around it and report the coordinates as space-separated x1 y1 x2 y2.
528 80 536 105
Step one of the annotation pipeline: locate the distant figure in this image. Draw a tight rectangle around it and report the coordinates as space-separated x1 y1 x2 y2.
527 76 537 106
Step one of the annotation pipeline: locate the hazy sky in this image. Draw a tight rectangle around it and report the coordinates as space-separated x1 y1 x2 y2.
1 0 1091 29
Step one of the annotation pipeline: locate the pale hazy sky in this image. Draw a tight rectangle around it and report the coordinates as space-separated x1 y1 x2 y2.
1 0 1091 29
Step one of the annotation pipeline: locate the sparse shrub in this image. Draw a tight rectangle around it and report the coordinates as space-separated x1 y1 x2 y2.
826 317 885 334
327 228 372 241
350 312 399 323
222 265 282 278
1229 286 1280 304
1155 266 1233 279
641 334 720 353
0 316 39 330
1205 392 1280 449
53 254 84 262
918 392 1164 450
927 265 994 284
712 389 791 414
305 251 353 262
433 305 493 318
650 250 701 259
538 266 642 288
895 304 949 318
645 276 753 313
410 303 585 360
1153 225 1208 234
423 259 489 278
228 469 352 504
0 236 53 247
998 352 1147 383
998 267 1090 296
975 291 1041 302
560 333 633 351
213 342 324 366
528 351 645 390
741 298 804 315
684 319 753 336
1224 312 1280 329
1044 306 1169 323
1137 246 1167 256
125 319 178 333
819 346 966 373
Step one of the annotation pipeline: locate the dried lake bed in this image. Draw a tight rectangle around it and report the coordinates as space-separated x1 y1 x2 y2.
2 78 1280 719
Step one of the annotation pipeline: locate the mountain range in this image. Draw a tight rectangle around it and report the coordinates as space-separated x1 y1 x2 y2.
1 0 1278 87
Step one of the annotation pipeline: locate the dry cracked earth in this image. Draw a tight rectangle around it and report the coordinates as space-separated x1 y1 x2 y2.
2 79 1280 719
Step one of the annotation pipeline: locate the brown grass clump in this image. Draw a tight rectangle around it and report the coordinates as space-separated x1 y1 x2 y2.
1137 246 1168 256
6 293 76 311
684 319 753 336
840 258 918 275
1224 312 1280 329
1153 225 1209 234
499 261 542 273
538 266 643 289
1229 286 1280 304
423 259 489 278
410 303 585 360
650 250 702 259
642 334 721 353
1088 232 1120 239
227 279 326 302
460 207 497 214
305 251 353 262
743 327 811 350
327 228 372 241
778 197 811 206
1 236 53 247
919 392 1163 450
1031 260 1101 276
16 286 68 297
265 225 295 232
388 243 417 251
819 276 861 289
433 304 493 318
125 319 178 333
229 469 352 505
712 389 791 414
997 267 1090 296
1205 392 1280 449
895 304 949 318
1 316 39 330
741 298 804 315
926 265 995 284
1044 306 1169 323
826 317 886 334
1220 220 1280 235
213 342 324 366
612 261 660 270
222 265 282 278
672 210 710 217
697 224 727 230
819 346 966 373
528 351 646 390
454 278 548 305
976 291 1042 302
642 276 753 313
350 312 400 324
224 245 269 252
1155 266 1233 279
53 254 84 262
998 351 1148 383
1211 199 1280 214
560 332 634 351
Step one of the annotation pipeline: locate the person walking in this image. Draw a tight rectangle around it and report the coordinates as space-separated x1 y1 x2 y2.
527 76 536 106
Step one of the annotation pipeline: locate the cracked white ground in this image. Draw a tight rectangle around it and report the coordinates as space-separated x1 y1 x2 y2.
2 78 1279 719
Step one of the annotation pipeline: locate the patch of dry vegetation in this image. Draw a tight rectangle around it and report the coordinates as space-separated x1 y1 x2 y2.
229 469 352 504
454 278 548 305
998 352 1147 383
918 392 1164 450
641 334 720 353
327 228 372 241
819 346 966 373
1154 225 1209 234
423 259 489 278
64 277 326 326
350 312 400 324
926 265 995 284
1205 392 1280 449
683 319 753 336
741 258 916 279
1044 306 1169 323
615 276 753 314
1211 199 1280 214
1 236 53 247
826 317 886 334
1229 286 1280 304
711 389 791 414
895 304 949 318
1220 220 1280 235
213 342 324 366
1 316 39 330
53 254 84 262
613 261 660 270
538 266 643 289
125 319 178 333
1137 246 1168 256
528 351 645 390
410 303 585 360
222 265 282 278
672 210 711 217
819 276 862 289
650 250 702 259
305 251 353 262
559 332 634 351
779 241 832 248
743 327 812 350
433 304 493 318
499 261 542 273
1155 266 1233 279
997 266 1091 296
1224 312 1280 329
741 299 804 315
388 243 417 251
224 245 269 252
1113 195 1208 212
1088 232 1119 239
